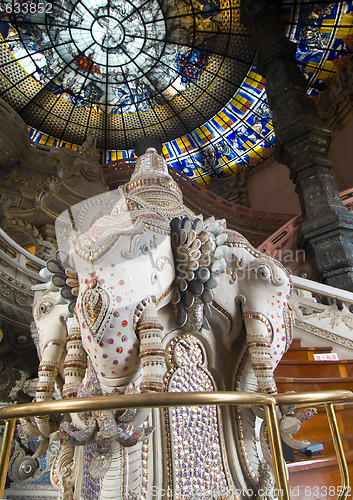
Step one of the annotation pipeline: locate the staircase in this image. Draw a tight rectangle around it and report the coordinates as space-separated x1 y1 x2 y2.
274 339 353 498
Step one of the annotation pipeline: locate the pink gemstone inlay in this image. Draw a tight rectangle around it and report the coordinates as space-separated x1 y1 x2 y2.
102 354 108 359
122 335 127 342
101 372 106 377
108 338 114 344
116 296 122 303
113 360 119 365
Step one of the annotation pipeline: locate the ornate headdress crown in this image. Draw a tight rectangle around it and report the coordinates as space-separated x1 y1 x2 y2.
123 142 183 206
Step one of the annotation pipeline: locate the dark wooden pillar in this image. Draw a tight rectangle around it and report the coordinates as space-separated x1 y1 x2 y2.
241 0 353 291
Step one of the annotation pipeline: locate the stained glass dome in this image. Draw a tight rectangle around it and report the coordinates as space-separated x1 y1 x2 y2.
0 0 353 184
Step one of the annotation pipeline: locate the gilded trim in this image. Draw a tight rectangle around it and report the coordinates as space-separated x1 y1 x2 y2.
242 311 273 342
43 339 66 350
212 299 233 337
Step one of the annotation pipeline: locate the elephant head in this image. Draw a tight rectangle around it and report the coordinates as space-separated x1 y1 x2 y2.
31 146 301 499
32 290 69 436
71 210 174 393
222 229 292 395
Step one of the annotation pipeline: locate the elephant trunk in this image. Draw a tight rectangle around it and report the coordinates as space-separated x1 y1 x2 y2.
138 302 166 394
243 315 277 394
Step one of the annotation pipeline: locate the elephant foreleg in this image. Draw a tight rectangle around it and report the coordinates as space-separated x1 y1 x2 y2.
243 316 276 394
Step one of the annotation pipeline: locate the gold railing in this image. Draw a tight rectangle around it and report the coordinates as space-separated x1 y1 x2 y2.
0 390 352 500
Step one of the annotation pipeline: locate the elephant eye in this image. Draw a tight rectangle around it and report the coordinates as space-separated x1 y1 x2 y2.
256 265 271 279
39 301 54 314
139 244 149 255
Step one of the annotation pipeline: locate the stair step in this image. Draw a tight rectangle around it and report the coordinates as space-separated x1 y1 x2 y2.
290 339 302 348
275 376 353 393
275 359 353 378
283 340 333 360
282 349 334 361
287 449 353 497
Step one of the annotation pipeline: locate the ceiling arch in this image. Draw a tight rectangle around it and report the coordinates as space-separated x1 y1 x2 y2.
0 0 352 184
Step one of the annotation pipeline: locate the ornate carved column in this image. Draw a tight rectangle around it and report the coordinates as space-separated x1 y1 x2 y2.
241 0 353 291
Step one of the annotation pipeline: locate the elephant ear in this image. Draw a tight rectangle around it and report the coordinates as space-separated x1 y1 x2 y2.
170 216 228 331
38 250 79 318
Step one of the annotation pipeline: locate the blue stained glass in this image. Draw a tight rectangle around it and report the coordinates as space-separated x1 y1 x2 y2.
185 134 198 150
163 143 175 159
210 118 225 133
227 100 243 116
0 0 352 182
190 132 205 148
242 80 262 96
237 90 255 106
170 160 184 172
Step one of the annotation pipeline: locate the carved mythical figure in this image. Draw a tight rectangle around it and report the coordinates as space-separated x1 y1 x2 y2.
31 145 306 500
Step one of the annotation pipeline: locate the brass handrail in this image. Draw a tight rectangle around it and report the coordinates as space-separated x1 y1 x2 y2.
275 391 353 500
1 389 352 500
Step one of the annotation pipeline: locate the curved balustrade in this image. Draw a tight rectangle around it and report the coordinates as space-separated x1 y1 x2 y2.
0 228 45 334
258 189 353 258
1 390 352 500
0 227 44 279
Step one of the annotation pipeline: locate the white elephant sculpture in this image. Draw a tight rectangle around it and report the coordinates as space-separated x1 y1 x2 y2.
30 147 309 500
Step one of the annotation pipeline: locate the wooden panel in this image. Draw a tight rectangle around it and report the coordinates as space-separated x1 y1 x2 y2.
282 338 333 361
275 360 353 378
275 377 353 394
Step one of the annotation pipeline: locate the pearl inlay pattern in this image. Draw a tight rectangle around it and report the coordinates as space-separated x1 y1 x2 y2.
165 336 238 500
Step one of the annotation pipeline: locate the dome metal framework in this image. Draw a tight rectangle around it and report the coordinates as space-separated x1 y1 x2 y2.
0 0 352 184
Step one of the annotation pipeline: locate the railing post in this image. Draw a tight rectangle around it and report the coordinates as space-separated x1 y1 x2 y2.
0 418 16 498
264 402 290 500
325 403 350 500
